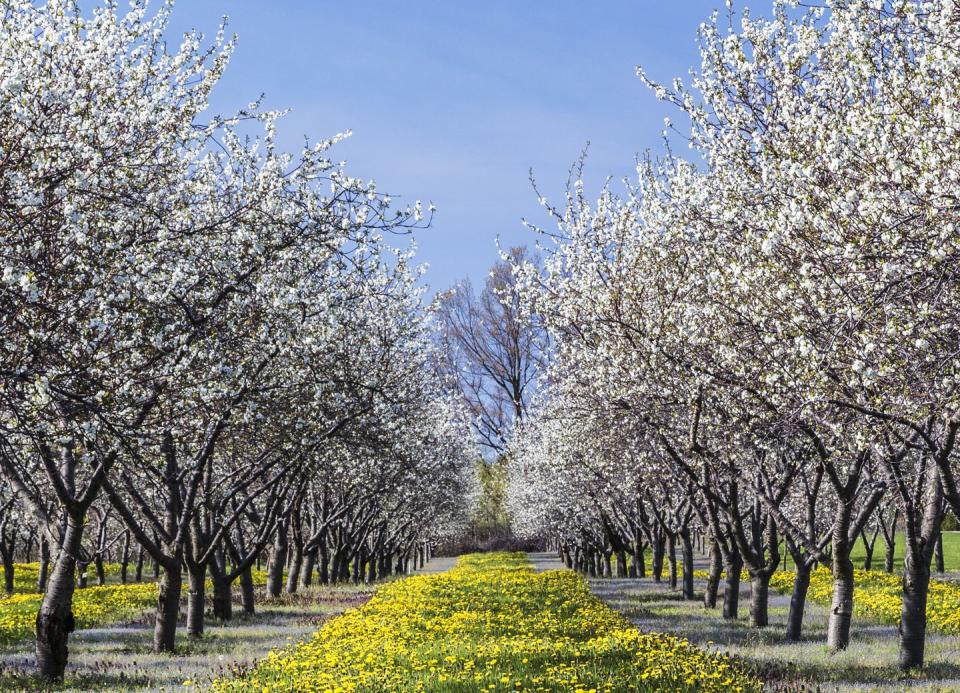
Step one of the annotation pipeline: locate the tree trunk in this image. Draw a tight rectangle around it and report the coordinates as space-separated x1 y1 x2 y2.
301 549 317 588
884 533 896 573
652 534 665 583
285 545 302 594
240 566 256 615
615 549 628 578
935 533 945 574
267 528 288 598
352 553 362 583
377 553 388 577
135 546 144 582
897 463 942 671
186 564 206 638
35 516 82 681
722 550 743 620
1 552 14 595
94 556 105 586
899 556 931 670
667 534 678 590
704 537 722 609
786 560 812 642
211 573 232 621
330 551 341 582
120 531 130 584
37 537 50 592
632 535 646 578
828 500 855 651
154 561 182 653
749 573 771 628
319 544 330 584
680 529 695 600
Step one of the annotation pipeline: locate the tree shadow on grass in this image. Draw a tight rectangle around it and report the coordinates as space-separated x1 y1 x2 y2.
669 612 960 690
592 576 960 691
0 664 152 691
0 587 375 690
745 656 960 690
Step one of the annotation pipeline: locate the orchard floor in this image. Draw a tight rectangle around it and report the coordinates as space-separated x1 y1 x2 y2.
528 552 960 692
7 553 958 691
0 557 455 692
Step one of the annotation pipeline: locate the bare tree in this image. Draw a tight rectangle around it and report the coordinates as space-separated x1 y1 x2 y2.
434 247 543 455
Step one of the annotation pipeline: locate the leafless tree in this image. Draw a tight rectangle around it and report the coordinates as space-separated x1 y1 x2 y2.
434 247 543 455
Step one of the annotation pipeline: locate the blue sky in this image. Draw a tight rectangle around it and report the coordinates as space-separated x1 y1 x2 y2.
165 1 726 292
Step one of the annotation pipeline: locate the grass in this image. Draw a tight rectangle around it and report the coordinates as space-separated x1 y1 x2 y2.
592 576 960 692
686 531 960 575
0 583 374 691
0 563 156 595
770 567 960 637
847 531 960 573
0 564 275 648
0 560 451 690
688 565 960 638
214 552 760 692
0 582 160 646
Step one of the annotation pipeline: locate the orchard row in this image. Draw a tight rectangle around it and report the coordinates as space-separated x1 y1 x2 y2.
0 1 474 682
507 0 960 674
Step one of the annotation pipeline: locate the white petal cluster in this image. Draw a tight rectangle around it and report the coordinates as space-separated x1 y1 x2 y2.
508 3 960 652
0 0 471 613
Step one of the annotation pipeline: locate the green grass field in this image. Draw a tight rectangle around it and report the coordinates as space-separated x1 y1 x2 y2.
773 531 960 573
214 552 760 692
592 573 960 692
847 531 960 573
609 532 960 576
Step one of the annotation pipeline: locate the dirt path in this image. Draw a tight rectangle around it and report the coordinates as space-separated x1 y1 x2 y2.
0 556 455 692
527 551 565 573
413 555 458 574
528 552 960 692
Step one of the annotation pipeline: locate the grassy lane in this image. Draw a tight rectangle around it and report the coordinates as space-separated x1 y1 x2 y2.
596 563 960 692
0 583 159 647
848 531 960 573
0 583 374 691
689 566 960 637
0 564 274 647
0 563 162 646
214 552 759 692
770 567 960 635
